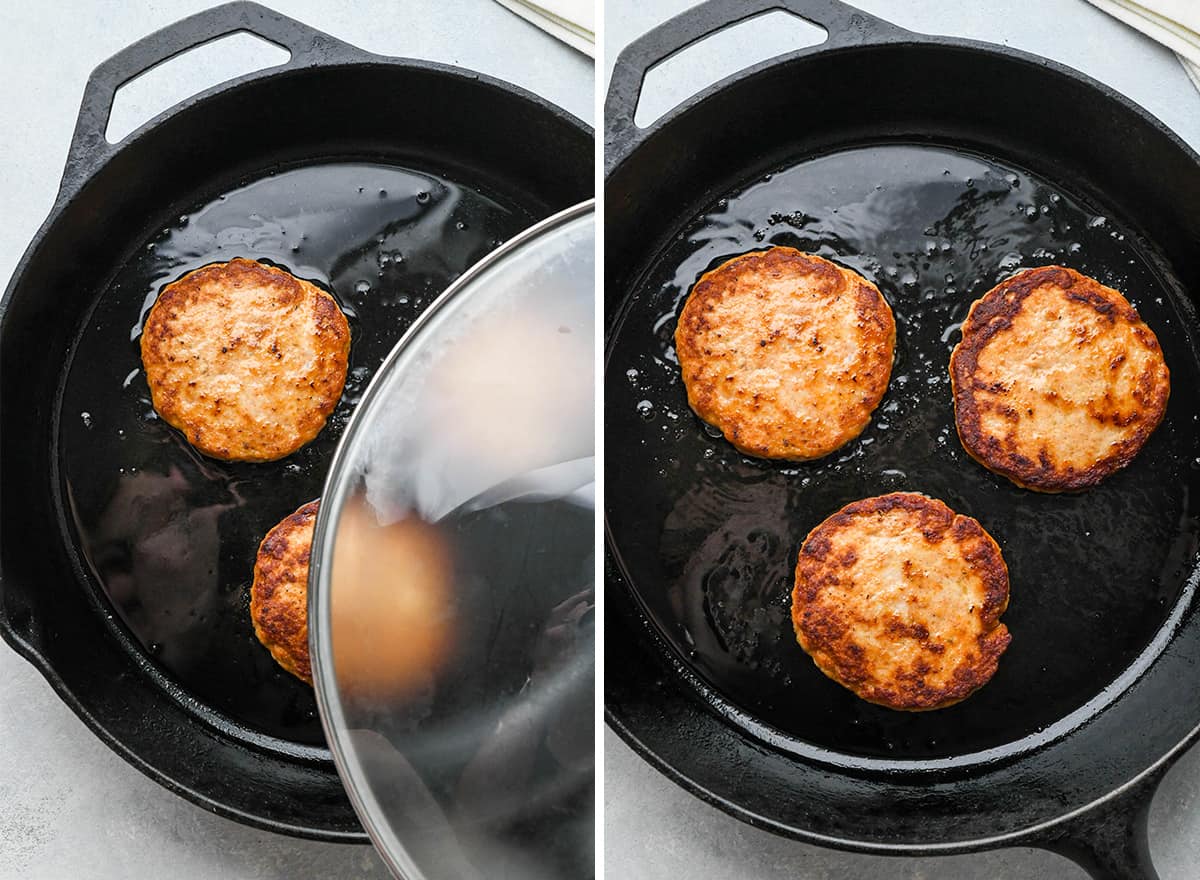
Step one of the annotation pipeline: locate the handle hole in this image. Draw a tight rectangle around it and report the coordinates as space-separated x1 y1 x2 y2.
106 32 291 144
633 10 828 128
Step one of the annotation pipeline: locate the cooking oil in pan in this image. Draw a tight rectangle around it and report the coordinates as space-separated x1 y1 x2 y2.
59 162 538 747
606 143 1200 763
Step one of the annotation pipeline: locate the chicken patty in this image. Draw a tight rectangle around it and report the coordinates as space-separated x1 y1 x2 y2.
792 492 1011 711
141 258 351 462
950 266 1169 492
251 500 319 684
675 247 895 460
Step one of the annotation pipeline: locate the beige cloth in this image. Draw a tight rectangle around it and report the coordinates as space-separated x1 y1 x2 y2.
493 0 595 57
1086 0 1200 91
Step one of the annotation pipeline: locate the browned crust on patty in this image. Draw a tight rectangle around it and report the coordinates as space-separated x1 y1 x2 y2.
792 492 1011 711
250 500 319 684
675 247 895 460
950 266 1169 492
141 258 351 462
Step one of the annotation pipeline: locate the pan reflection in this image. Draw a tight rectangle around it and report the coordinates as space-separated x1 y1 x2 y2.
81 465 235 673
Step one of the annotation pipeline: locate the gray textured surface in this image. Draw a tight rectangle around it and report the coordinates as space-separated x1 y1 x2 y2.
603 1 1200 878
0 1 590 878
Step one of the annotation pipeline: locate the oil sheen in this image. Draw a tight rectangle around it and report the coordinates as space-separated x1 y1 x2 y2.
59 161 537 746
605 143 1200 762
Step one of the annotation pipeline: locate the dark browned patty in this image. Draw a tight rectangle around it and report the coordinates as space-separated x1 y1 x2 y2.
251 500 319 684
792 492 1011 711
141 258 350 462
675 247 895 460
950 266 1169 492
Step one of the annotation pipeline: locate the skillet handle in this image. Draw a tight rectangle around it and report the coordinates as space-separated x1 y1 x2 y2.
60 0 367 200
1033 765 1168 880
605 0 911 173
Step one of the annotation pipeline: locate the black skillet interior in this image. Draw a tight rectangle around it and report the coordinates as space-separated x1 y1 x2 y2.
62 160 543 749
0 3 591 839
608 141 1200 764
604 0 1200 858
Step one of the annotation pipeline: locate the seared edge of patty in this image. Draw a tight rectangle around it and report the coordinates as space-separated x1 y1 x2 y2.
250 499 319 684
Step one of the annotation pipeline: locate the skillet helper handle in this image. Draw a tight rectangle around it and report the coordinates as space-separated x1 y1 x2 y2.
61 0 365 199
605 0 911 173
1034 765 1167 880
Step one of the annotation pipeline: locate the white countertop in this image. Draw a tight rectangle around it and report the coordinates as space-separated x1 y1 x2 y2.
0 2 591 878
603 1 1200 878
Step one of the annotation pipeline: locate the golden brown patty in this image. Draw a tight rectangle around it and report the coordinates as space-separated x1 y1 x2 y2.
251 500 319 684
792 492 1011 711
141 258 351 462
950 266 1169 492
675 247 895 460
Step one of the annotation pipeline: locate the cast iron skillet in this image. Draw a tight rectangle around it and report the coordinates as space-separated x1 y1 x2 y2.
604 1 1200 878
0 2 590 840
